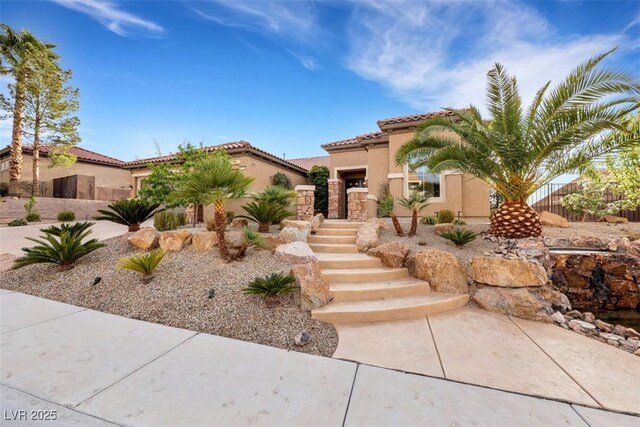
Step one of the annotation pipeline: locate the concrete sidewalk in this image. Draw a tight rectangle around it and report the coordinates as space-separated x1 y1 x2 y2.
1 291 639 426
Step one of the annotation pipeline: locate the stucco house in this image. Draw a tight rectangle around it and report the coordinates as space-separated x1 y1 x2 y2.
322 111 491 220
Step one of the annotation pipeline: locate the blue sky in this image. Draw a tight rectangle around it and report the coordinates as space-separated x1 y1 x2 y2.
1 0 639 162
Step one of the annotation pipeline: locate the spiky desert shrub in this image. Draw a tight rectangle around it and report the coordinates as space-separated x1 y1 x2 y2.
154 211 179 231
440 228 477 247
95 199 161 232
378 194 394 218
239 201 292 232
8 218 27 227
118 248 166 283
243 272 297 297
13 222 105 271
56 210 76 222
420 215 437 225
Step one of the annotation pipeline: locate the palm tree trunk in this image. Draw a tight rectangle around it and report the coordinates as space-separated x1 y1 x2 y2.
491 201 541 238
258 223 269 233
391 213 404 236
214 200 231 261
32 118 40 196
409 208 418 237
8 70 26 197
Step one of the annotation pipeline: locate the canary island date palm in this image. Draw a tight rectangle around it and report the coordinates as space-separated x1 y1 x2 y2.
170 149 254 261
396 49 640 238
398 191 430 237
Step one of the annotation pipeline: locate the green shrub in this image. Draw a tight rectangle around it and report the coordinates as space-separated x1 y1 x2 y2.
440 228 477 247
154 211 179 231
25 212 41 222
118 248 166 283
308 165 329 213
272 172 292 189
238 201 292 232
378 194 394 218
8 218 27 227
453 218 467 225
95 199 161 232
243 272 297 297
13 222 105 271
57 210 76 222
252 186 296 207
176 212 187 226
420 215 437 225
437 209 455 224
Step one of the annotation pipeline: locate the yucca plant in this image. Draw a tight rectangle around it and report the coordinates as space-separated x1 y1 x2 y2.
243 272 297 297
95 199 161 232
170 149 254 261
238 201 292 232
396 49 640 238
118 248 166 283
398 191 430 237
13 221 105 271
440 228 478 247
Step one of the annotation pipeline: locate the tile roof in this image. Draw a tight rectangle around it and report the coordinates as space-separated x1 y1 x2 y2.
377 110 454 128
125 141 252 167
320 137 359 149
21 144 124 166
321 131 387 150
286 156 330 170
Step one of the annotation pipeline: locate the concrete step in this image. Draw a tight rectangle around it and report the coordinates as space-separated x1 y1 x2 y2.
331 277 431 302
316 228 359 236
316 253 382 269
321 267 409 283
309 243 359 253
322 222 364 229
308 235 357 244
311 293 469 324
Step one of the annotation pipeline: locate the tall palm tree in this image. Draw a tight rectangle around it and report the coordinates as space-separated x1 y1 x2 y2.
396 50 640 238
398 191 430 237
170 149 254 260
0 24 57 196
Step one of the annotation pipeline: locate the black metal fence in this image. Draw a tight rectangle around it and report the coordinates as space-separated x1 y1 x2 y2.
530 182 640 222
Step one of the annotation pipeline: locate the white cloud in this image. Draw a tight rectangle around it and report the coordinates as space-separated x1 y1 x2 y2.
287 49 319 70
53 0 164 37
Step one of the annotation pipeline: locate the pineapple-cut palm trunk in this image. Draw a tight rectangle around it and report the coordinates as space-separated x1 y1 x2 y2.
391 213 404 236
491 201 541 238
408 208 418 237
214 201 231 261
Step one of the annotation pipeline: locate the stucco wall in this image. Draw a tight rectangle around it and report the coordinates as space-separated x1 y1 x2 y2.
328 149 368 180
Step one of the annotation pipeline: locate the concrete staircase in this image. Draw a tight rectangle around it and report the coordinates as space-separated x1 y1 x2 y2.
310 221 469 324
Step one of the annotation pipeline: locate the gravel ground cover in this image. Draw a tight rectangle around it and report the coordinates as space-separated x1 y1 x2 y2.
0 230 338 357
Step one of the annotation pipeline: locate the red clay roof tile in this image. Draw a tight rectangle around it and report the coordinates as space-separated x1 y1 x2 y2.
377 110 454 128
21 144 124 166
286 156 330 170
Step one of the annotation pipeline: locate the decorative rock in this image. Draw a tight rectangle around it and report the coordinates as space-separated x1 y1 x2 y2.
539 211 570 228
207 288 215 299
599 332 624 341
280 220 312 232
613 324 628 337
625 328 640 340
550 311 566 324
473 288 553 322
595 319 613 332
290 262 333 311
434 223 455 235
192 232 218 252
582 312 596 324
408 249 468 294
259 234 283 251
0 253 17 272
355 219 386 252
275 242 318 264
368 242 409 268
230 218 249 229
310 214 324 234
468 257 548 288
279 226 309 243
226 230 246 249
566 310 583 319
294 331 311 347
128 227 159 250
159 230 192 252
568 319 596 331
604 215 628 224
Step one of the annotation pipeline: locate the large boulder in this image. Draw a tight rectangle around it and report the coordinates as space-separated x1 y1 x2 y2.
281 220 312 233
310 213 324 234
355 218 387 252
473 287 569 323
434 223 454 235
468 257 548 288
159 230 192 252
539 211 570 228
128 227 159 250
226 230 246 248
230 218 249 229
290 262 333 311
279 226 309 243
259 234 283 251
368 242 409 268
408 249 468 294
192 232 218 252
275 242 318 264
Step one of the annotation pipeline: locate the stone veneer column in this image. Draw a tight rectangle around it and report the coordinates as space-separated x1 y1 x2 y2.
328 179 342 219
295 185 315 221
347 188 368 221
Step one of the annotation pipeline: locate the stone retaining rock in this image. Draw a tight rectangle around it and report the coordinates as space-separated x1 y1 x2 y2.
279 226 309 243
468 257 548 288
260 234 283 251
290 262 333 311
368 241 409 268
275 242 317 264
539 211 570 228
473 287 567 323
226 230 246 248
280 220 312 232
355 218 387 252
192 232 218 252
159 230 192 252
230 218 249 229
310 214 324 234
434 223 454 235
408 249 468 294
128 227 160 250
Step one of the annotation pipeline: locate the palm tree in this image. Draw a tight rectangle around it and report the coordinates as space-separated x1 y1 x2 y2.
396 50 640 238
398 191 430 237
0 25 57 196
170 149 254 260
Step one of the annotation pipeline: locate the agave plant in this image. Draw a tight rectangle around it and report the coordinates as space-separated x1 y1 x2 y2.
95 199 161 232
238 201 292 232
243 272 297 297
13 221 105 271
398 191 430 237
440 228 478 247
118 248 166 283
396 50 640 238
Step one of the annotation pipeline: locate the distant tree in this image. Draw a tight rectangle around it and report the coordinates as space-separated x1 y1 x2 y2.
307 165 329 214
272 172 292 189
0 24 58 195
